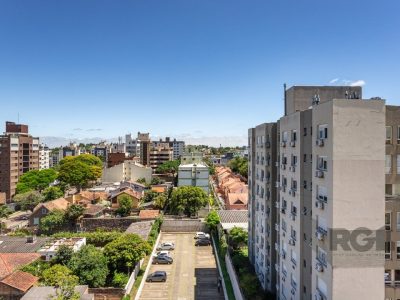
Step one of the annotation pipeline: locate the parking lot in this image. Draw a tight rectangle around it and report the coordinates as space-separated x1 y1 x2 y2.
138 232 225 300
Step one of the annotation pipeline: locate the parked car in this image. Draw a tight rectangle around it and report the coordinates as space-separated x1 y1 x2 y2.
146 271 167 282
153 251 170 257
157 242 175 250
195 238 211 246
153 255 173 264
194 232 210 240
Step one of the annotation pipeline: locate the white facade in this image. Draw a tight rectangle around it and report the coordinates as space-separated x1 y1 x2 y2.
178 163 209 193
38 237 86 261
102 161 152 183
39 144 50 170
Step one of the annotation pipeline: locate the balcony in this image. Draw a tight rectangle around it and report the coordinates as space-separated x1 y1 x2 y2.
316 226 328 241
290 257 297 266
315 288 327 300
315 261 324 272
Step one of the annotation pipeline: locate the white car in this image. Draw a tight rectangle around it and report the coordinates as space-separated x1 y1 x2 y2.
194 232 210 239
156 242 175 250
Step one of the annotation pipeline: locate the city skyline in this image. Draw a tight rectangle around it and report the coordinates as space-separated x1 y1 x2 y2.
1 0 400 146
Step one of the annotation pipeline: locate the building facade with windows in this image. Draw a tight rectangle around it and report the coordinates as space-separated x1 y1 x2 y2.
0 122 40 201
249 86 386 300
39 144 50 170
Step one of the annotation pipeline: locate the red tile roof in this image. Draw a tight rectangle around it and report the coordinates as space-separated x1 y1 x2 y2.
0 270 39 292
113 189 143 200
139 210 160 219
227 193 248 206
0 253 40 279
33 198 69 213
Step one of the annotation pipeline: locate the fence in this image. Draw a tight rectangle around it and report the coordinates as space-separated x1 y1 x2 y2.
124 258 145 295
225 252 245 300
161 218 207 232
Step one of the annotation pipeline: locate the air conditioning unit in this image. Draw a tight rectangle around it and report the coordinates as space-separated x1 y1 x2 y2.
315 262 324 272
316 201 324 209
275 223 280 231
290 141 296 147
315 170 324 178
275 202 280 208
316 139 325 147
281 141 286 147
275 161 279 167
281 251 286 259
275 243 279 251
291 214 296 221
275 181 280 188
289 238 295 246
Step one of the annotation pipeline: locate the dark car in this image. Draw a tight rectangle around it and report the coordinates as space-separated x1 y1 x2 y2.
152 255 173 264
195 238 211 246
146 271 167 282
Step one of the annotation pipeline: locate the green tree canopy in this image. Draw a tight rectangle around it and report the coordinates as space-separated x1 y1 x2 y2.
53 245 74 266
42 264 77 286
153 193 167 209
0 205 12 218
205 210 220 232
229 226 248 250
228 157 248 178
39 210 66 234
68 245 109 288
156 160 180 176
43 186 64 201
169 186 208 217
116 195 133 217
104 234 151 273
58 154 102 191
143 190 158 203
13 190 44 211
65 204 85 221
16 169 58 194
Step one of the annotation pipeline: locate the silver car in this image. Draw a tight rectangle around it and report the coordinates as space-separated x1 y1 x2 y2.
156 242 175 250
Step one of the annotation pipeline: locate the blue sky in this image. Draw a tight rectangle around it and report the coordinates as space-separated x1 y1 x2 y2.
0 0 399 146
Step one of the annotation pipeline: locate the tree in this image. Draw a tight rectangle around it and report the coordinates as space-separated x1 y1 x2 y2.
65 204 84 221
104 234 151 273
228 226 248 250
16 169 58 193
42 264 77 286
13 191 44 211
112 271 129 288
43 186 64 201
116 195 133 217
136 178 146 184
53 245 74 266
203 157 216 175
156 160 180 177
68 245 109 288
0 205 12 218
169 186 208 217
39 210 65 234
228 157 248 178
58 154 102 191
150 176 162 185
143 190 158 203
205 210 220 233
153 193 167 209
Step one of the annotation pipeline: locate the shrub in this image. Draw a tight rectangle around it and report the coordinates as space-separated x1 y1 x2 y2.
112 271 129 288
147 216 163 246
52 230 123 247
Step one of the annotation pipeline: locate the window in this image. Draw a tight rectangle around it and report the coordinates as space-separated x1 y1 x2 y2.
387 126 392 144
397 155 400 174
395 270 400 282
397 212 400 231
397 242 400 259
292 130 297 142
303 127 307 136
386 155 392 174
317 156 328 171
318 124 328 139
303 180 307 189
282 131 288 142
385 241 391 259
303 154 307 163
385 270 391 283
385 212 391 230
398 126 400 144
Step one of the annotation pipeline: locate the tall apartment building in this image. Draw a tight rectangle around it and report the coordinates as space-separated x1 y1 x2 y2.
149 143 173 171
249 86 385 300
138 132 150 166
0 122 40 201
153 137 185 160
125 134 138 157
39 144 50 170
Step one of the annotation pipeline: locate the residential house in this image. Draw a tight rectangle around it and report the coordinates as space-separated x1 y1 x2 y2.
226 193 248 210
21 285 94 300
110 188 142 210
29 198 69 226
0 270 39 300
38 237 86 261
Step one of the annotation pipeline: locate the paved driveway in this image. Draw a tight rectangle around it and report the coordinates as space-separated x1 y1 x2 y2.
139 232 225 300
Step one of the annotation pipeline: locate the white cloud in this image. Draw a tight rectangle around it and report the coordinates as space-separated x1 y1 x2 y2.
350 80 366 87
329 78 339 84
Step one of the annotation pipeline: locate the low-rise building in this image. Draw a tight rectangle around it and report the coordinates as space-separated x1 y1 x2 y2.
38 237 86 261
0 270 39 300
29 198 69 226
178 163 209 193
110 188 142 210
101 161 152 183
21 285 94 300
